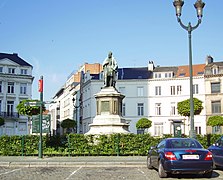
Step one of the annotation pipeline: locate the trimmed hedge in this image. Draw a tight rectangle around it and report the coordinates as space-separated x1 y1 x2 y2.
0 134 222 156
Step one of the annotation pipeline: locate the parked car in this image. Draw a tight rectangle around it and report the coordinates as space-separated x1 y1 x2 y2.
208 136 223 168
147 138 213 178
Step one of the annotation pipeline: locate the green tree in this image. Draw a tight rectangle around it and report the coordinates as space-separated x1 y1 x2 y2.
136 118 152 129
61 118 76 133
177 98 203 117
207 116 223 127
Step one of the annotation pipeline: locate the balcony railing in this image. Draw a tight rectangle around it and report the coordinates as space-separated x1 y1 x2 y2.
0 112 19 118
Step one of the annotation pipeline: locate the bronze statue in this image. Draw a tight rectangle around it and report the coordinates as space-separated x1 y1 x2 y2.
102 51 118 87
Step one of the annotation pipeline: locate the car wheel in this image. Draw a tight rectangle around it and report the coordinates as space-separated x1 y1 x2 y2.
203 171 213 178
158 160 168 178
147 156 153 169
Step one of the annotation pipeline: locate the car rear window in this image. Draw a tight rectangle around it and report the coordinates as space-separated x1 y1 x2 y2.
167 139 202 148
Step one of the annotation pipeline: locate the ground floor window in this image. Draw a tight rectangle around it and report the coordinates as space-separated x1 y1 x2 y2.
154 123 163 136
212 126 221 134
195 126 201 134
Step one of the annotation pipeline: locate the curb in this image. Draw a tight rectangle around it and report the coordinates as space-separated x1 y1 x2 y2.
0 161 146 168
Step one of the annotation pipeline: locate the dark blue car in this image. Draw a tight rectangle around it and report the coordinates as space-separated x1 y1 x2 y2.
208 136 223 168
147 138 213 178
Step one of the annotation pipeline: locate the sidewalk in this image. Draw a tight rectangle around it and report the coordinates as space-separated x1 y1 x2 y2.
0 156 147 167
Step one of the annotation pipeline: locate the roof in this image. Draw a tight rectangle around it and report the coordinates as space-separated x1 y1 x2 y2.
0 53 33 67
118 67 152 79
205 61 223 68
177 64 205 77
153 66 178 73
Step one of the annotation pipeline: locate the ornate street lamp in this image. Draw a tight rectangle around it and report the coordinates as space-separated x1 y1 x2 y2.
173 0 205 138
72 97 80 134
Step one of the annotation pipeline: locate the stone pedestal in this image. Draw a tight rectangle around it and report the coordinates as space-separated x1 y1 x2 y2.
86 87 129 135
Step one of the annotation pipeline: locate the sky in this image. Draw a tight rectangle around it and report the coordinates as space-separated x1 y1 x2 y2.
0 0 222 101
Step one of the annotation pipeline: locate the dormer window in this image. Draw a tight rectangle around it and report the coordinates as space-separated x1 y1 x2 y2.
8 68 15 74
154 73 161 79
212 67 219 75
165 72 172 78
179 73 186 77
21 69 27 75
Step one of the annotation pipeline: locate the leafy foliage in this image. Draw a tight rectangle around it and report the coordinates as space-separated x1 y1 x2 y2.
136 118 152 129
0 117 4 126
0 134 221 156
207 116 223 127
16 99 46 116
177 98 203 117
61 119 76 128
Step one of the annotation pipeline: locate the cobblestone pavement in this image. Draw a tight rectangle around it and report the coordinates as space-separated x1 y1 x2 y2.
0 167 223 180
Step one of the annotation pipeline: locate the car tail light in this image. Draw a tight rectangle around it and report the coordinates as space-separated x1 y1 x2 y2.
204 151 212 161
165 152 177 160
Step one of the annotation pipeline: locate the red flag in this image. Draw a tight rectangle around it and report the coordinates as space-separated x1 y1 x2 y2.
38 79 43 92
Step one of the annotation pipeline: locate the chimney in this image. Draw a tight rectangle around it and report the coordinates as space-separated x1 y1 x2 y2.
205 55 213 65
148 61 154 71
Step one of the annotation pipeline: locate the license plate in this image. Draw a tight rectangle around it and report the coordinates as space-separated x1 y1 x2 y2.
182 155 199 160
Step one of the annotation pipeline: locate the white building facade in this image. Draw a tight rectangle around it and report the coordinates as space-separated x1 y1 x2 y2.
148 64 206 136
50 57 223 136
0 53 33 136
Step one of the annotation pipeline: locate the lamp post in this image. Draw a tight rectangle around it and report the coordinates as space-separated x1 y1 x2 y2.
173 0 205 138
72 97 80 134
38 76 43 158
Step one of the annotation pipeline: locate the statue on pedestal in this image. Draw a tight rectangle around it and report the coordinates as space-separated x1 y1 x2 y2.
102 51 118 87
85 51 129 135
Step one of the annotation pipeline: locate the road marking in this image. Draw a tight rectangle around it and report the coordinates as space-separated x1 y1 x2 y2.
0 168 21 176
137 168 145 174
65 166 83 180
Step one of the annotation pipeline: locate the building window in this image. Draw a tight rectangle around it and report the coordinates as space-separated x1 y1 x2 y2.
211 82 220 93
154 73 161 79
7 101 14 116
7 82 14 93
165 73 172 78
8 68 15 74
212 67 219 75
20 83 27 94
170 102 176 116
171 86 175 95
177 85 182 95
155 103 161 115
137 103 144 116
193 84 199 94
21 69 27 75
211 101 221 114
195 126 201 135
154 123 163 136
0 67 3 73
212 126 221 134
122 103 126 116
137 87 144 97
0 100 1 113
155 86 161 96
179 73 186 77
